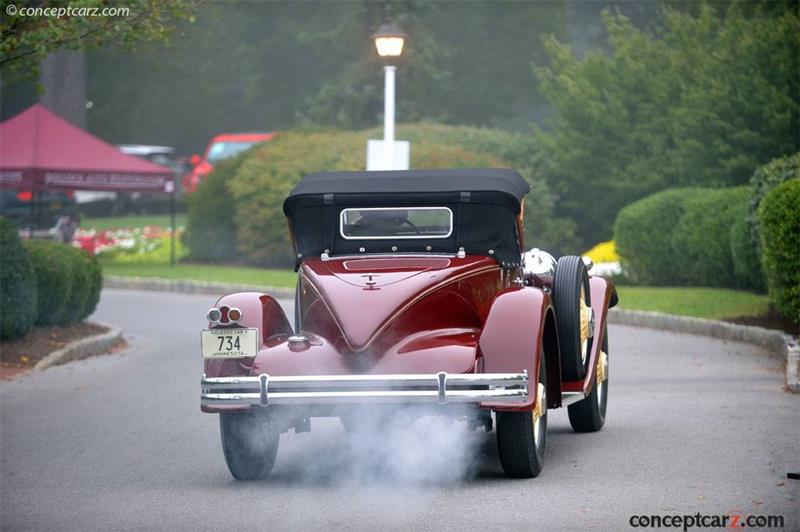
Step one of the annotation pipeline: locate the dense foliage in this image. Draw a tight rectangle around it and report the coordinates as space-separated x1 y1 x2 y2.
536 3 799 245
739 152 800 290
670 187 748 288
23 240 76 325
0 217 37 340
758 179 800 324
80 250 103 321
184 124 579 267
185 155 246 262
614 189 696 286
0 0 195 82
22 240 103 326
614 187 750 288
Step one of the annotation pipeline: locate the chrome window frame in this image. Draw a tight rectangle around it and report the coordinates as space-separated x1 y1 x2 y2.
339 206 454 240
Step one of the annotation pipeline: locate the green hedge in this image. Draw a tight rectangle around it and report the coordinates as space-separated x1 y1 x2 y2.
740 152 800 291
670 187 748 287
758 179 800 324
185 154 247 262
196 123 580 268
79 250 103 320
729 211 763 291
23 240 77 325
614 187 750 288
0 217 37 340
62 249 92 324
21 240 103 326
613 188 698 285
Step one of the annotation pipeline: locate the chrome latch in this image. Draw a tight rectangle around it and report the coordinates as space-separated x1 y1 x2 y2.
259 373 269 405
437 371 447 404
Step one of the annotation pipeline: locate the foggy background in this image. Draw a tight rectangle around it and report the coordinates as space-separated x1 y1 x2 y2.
2 1 668 155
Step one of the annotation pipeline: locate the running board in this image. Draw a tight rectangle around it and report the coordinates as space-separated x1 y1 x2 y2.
561 390 586 407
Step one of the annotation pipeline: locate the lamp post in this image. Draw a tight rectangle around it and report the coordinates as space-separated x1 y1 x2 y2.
372 23 406 170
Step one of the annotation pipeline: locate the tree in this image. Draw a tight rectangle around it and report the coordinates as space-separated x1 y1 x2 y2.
0 0 195 82
535 2 799 245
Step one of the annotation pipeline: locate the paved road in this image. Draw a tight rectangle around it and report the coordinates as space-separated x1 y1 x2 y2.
1 289 798 531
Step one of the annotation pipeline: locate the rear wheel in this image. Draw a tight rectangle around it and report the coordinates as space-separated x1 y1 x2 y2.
553 256 593 381
568 324 609 432
496 354 547 478
220 411 280 480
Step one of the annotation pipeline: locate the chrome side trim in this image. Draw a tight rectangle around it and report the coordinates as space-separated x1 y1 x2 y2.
201 372 529 407
560 390 586 407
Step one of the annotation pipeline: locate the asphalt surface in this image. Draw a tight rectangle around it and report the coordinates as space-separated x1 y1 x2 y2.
1 289 798 531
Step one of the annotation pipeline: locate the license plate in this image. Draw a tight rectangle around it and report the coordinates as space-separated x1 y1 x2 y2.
201 328 258 359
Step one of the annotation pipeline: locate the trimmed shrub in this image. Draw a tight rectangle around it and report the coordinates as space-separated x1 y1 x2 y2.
60 246 101 323
0 217 37 340
185 154 247 262
670 187 748 287
613 188 698 285
729 212 763 291
23 240 77 325
742 152 800 291
80 252 103 320
758 179 800 324
225 123 579 267
615 187 751 288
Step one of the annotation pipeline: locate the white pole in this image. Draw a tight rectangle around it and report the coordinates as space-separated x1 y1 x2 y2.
383 65 396 169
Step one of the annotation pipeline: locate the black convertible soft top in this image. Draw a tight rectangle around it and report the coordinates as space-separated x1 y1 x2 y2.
283 168 530 267
284 168 529 216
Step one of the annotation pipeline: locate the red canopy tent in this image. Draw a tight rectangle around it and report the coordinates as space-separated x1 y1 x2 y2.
0 104 173 191
0 104 180 263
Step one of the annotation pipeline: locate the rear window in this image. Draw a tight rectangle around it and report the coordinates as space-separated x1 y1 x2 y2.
340 207 453 240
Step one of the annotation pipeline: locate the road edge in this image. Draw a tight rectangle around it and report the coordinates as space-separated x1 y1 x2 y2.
608 308 799 393
104 276 798 392
33 321 124 371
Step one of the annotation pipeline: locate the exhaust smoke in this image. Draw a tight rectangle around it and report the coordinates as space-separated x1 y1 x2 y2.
271 407 490 486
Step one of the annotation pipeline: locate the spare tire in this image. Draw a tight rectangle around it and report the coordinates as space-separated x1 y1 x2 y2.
553 255 592 381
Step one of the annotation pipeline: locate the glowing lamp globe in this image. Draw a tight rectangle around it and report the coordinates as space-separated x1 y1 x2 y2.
372 24 407 58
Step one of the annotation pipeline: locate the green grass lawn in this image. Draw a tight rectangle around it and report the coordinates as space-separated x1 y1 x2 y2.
82 214 187 231
615 286 770 320
101 262 296 288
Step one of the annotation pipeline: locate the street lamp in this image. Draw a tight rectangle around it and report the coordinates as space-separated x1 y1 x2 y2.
371 23 407 170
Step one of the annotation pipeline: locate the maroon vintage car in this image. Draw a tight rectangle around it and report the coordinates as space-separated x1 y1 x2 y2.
200 168 617 480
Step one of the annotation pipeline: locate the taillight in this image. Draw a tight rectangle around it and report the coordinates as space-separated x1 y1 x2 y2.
207 308 222 323
207 306 242 325
17 191 32 201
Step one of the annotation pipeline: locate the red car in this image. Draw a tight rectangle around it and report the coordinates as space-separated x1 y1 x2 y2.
200 169 617 480
182 132 274 193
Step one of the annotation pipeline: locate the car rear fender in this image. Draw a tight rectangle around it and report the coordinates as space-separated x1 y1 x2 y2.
478 287 554 413
561 276 617 396
203 292 293 382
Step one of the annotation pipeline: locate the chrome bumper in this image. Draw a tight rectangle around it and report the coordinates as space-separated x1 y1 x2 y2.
201 372 529 408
